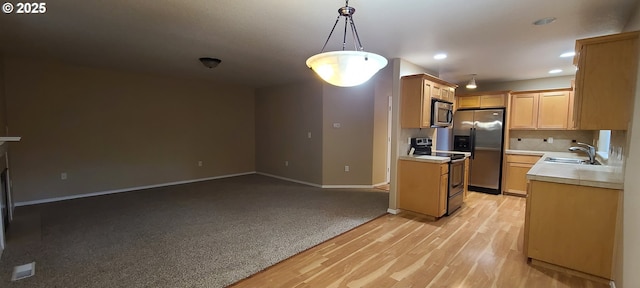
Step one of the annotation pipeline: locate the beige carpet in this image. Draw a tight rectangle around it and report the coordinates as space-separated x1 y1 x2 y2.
0 174 389 287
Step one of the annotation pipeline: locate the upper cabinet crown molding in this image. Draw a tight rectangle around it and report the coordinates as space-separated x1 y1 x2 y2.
402 73 458 88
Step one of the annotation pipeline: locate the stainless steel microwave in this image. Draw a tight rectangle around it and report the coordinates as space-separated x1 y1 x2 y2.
431 98 453 127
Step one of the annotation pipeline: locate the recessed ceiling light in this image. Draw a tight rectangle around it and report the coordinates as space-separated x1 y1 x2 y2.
533 17 557 26
560 51 576 58
434 53 447 60
549 69 563 74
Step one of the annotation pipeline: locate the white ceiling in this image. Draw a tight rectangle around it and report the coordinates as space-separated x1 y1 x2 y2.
0 0 637 88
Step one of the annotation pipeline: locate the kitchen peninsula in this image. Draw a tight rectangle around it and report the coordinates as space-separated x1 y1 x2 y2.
521 151 623 282
397 151 470 220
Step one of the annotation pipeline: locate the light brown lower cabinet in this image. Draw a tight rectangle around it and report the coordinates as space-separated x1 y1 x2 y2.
525 180 621 280
504 154 541 196
398 160 448 218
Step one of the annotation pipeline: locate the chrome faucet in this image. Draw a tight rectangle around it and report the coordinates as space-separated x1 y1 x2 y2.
569 142 596 164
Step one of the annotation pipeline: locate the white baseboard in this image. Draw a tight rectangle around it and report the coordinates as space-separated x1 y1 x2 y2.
256 172 322 188
610 280 616 288
387 208 401 214
372 181 388 187
322 184 375 189
256 172 383 189
15 172 256 207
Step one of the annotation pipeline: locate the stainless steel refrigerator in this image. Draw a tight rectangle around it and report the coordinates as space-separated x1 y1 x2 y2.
451 109 505 195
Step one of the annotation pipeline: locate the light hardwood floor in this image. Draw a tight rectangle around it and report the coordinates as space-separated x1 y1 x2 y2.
231 192 609 288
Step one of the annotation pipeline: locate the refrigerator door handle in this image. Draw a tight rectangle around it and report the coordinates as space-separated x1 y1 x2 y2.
470 127 476 159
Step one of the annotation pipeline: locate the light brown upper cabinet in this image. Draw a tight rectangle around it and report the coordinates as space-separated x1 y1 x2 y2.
510 93 538 129
456 91 509 110
440 86 455 102
510 90 571 130
538 91 571 129
573 31 639 130
401 74 458 128
567 88 576 130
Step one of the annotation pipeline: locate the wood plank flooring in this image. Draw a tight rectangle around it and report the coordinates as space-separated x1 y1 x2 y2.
230 192 609 288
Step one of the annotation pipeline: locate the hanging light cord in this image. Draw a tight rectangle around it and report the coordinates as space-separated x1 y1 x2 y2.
319 0 365 53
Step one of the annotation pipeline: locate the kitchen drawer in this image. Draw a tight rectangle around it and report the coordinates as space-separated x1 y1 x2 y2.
440 164 449 175
506 154 541 164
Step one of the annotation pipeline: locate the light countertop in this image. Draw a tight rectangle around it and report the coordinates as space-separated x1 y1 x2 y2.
504 149 546 156
517 150 624 190
399 150 471 164
399 155 450 164
402 149 623 189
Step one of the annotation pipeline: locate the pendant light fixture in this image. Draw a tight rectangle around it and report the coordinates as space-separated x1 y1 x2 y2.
466 74 478 89
306 0 388 87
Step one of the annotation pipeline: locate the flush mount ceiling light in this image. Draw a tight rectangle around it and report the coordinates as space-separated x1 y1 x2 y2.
533 17 557 26
434 53 448 60
305 0 388 87
466 74 477 89
199 57 222 68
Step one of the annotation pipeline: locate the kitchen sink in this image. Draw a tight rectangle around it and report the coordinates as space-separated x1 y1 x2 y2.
544 157 601 165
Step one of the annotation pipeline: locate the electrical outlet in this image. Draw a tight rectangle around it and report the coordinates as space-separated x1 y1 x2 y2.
333 123 341 128
285 161 289 167
308 132 312 139
61 172 67 180
344 165 350 172
548 137 554 143
198 161 203 167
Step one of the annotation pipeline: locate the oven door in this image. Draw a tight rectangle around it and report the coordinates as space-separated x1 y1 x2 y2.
431 99 453 127
449 158 465 195
447 158 466 215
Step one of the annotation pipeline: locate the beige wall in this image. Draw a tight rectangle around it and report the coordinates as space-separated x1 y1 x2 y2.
0 55 5 255
255 81 323 184
622 81 639 288
256 71 391 187
322 80 376 185
622 5 640 287
456 75 574 94
372 66 393 185
0 56 6 138
4 57 256 203
0 55 7 171
508 130 594 152
389 58 436 210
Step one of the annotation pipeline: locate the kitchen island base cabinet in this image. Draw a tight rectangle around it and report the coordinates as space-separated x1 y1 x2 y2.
398 160 448 218
525 180 621 280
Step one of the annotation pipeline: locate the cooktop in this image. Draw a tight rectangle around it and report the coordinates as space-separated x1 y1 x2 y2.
433 152 466 160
